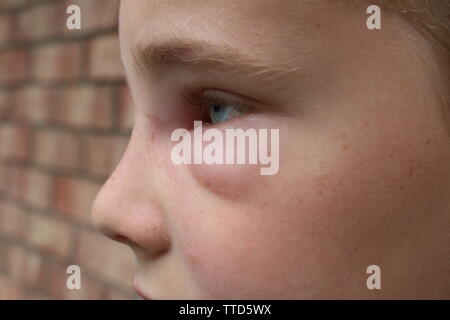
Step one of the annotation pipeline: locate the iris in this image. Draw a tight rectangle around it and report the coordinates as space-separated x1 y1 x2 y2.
207 101 244 124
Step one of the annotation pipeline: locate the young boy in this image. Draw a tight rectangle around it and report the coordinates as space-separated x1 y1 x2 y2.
91 0 449 299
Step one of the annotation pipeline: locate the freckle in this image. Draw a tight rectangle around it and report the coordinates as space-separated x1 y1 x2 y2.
426 138 432 145
341 132 347 138
408 167 414 177
399 184 405 191
389 153 394 159
318 190 323 196
342 144 348 151
188 253 199 266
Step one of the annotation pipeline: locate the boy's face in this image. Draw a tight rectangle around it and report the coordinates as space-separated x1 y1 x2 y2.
92 0 450 299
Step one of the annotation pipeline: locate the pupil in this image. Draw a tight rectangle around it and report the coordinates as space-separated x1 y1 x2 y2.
213 103 221 113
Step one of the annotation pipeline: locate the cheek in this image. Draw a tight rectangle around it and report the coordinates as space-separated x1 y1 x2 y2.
174 111 448 298
178 208 302 299
173 121 341 298
178 180 356 299
177 151 362 299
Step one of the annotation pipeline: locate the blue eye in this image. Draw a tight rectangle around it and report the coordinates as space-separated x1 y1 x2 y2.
185 89 252 125
207 101 243 124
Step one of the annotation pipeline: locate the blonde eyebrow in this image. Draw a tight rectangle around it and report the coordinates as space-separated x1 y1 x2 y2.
132 38 299 81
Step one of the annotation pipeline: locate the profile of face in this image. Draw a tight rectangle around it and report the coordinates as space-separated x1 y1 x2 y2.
91 0 450 299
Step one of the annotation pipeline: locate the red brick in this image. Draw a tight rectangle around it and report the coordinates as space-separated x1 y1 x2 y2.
23 254 44 288
84 135 128 176
0 163 13 194
0 123 31 161
0 1 134 301
8 245 43 287
58 85 113 129
0 92 9 118
38 260 62 298
0 165 9 195
0 164 5 193
26 213 74 257
34 129 80 170
118 85 134 131
23 169 52 209
8 245 27 279
0 15 11 45
17 2 66 41
0 241 8 272
54 177 101 223
4 166 27 199
77 229 135 288
0 50 27 84
15 86 59 124
0 0 26 10
88 34 124 79
31 42 82 81
0 90 15 120
0 202 27 239
0 3 131 302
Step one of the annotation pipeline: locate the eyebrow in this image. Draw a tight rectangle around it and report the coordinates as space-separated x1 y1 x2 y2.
131 38 300 82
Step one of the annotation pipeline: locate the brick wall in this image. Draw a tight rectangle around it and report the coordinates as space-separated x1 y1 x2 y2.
0 0 137 299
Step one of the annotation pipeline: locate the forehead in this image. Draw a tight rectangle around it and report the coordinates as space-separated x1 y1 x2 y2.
119 0 357 64
119 0 354 36
120 0 317 20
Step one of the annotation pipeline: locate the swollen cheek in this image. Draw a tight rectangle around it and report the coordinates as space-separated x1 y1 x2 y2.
189 161 262 200
184 115 283 199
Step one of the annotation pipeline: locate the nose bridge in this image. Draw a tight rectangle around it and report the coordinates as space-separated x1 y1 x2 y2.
91 135 171 257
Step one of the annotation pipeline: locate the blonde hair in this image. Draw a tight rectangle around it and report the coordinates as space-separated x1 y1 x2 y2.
381 0 450 111
382 0 450 53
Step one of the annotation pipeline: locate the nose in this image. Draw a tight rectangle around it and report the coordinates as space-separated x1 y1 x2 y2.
91 136 171 258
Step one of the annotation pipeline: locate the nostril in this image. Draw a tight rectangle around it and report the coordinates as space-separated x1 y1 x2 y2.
112 234 133 245
111 232 169 259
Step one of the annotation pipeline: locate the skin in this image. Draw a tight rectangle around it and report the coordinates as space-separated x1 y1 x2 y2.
91 0 450 299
